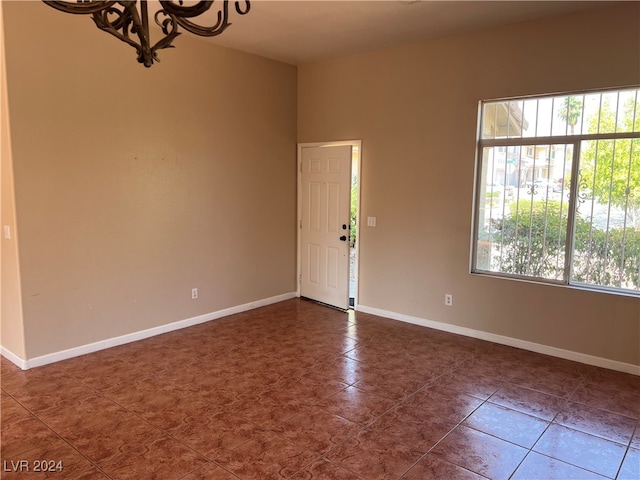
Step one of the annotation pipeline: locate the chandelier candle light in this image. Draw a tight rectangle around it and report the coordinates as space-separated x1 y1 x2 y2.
42 0 251 67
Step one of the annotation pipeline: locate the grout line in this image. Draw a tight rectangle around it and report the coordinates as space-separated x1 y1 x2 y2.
4 392 113 478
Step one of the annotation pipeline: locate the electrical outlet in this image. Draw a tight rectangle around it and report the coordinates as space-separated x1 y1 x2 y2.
445 294 453 306
192 288 198 299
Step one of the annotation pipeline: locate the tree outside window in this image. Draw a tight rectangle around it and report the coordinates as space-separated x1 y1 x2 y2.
474 88 640 294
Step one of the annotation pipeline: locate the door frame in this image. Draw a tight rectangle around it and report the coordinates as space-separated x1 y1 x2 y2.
297 140 362 309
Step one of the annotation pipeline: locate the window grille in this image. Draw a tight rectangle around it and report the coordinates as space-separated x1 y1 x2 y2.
473 87 640 295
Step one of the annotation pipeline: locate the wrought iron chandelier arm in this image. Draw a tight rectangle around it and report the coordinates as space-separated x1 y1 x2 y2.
155 0 251 38
151 10 181 54
91 10 142 53
157 1 214 19
174 10 229 37
234 0 250 15
42 1 117 15
91 3 156 67
41 0 251 67
125 1 153 63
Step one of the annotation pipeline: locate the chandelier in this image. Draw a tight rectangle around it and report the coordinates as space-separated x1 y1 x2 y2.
42 1 251 67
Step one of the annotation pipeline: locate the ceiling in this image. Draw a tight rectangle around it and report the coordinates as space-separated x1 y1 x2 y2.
201 0 617 65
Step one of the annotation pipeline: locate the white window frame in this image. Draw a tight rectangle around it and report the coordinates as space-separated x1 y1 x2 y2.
471 87 640 297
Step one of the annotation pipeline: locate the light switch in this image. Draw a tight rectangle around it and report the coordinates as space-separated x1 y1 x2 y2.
367 217 376 227
3 225 10 239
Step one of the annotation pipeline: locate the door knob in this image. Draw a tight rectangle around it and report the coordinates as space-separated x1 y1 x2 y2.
340 235 347 241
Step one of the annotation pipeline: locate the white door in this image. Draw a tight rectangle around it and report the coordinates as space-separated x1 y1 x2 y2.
299 145 352 310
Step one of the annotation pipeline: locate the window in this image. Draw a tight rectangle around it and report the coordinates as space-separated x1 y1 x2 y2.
472 87 640 295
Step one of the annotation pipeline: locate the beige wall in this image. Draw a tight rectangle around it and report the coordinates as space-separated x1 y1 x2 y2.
3 2 297 359
0 1 26 359
299 4 640 366
3 2 639 368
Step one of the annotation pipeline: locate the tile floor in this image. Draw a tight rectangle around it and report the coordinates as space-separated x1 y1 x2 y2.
1 298 639 479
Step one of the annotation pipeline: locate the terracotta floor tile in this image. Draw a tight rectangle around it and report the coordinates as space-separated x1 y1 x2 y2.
344 347 418 372
462 402 550 448
277 372 349 405
554 400 637 444
35 393 129 436
430 369 503 400
306 357 369 386
1 299 638 480
288 458 366 479
400 454 487 479
324 428 424 479
617 447 640 480
400 385 483 425
98 435 208 480
1 365 69 393
532 423 627 478
571 383 640 419
316 385 396 426
215 373 278 401
113 385 215 431
631 426 640 449
2 373 98 414
488 384 566 421
506 364 582 398
62 357 139 391
1 390 33 425
168 462 241 479
511 452 609 479
0 415 60 458
352 368 428 402
214 430 319 480
171 410 265 460
62 411 165 464
100 375 184 404
430 425 528 480
366 407 457 452
65 468 113 479
0 438 95 479
231 387 311 428
271 405 361 454
453 355 515 378
580 367 640 393
0 356 21 376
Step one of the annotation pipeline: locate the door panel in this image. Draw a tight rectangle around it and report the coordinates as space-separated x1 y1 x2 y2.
300 145 351 309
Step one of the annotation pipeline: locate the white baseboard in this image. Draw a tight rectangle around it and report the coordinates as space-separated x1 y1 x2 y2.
357 304 640 376
2 292 296 370
0 346 29 370
5 294 637 376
